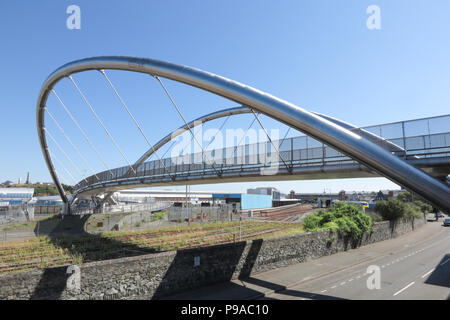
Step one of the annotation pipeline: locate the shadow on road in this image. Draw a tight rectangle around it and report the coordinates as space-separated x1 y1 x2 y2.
155 238 346 300
243 277 347 300
424 254 450 289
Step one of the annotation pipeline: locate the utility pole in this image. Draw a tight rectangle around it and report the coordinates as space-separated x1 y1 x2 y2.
239 211 242 241
185 184 190 226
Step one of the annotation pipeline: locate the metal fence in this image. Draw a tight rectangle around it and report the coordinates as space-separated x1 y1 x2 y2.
71 201 171 215
0 204 34 225
32 205 63 215
74 114 450 191
168 203 240 223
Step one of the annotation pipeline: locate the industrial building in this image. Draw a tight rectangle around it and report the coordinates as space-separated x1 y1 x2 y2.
0 188 34 205
113 189 216 203
247 187 282 200
212 193 273 210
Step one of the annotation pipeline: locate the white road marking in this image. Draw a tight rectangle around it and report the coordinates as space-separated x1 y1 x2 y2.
340 282 346 286
421 268 435 279
393 282 415 296
320 289 327 293
348 278 353 282
331 285 337 289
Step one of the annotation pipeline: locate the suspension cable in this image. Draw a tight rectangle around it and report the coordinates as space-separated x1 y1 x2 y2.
205 115 230 150
45 107 100 181
178 114 232 165
161 114 231 164
48 150 78 184
99 70 171 176
278 127 292 163
250 109 291 172
51 89 116 178
154 75 221 176
68 75 136 174
232 116 257 161
45 128 88 183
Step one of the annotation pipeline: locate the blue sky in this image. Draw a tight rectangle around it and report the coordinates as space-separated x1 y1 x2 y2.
0 1 449 194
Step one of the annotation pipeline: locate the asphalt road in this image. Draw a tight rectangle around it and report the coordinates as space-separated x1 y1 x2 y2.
261 221 450 300
165 220 450 300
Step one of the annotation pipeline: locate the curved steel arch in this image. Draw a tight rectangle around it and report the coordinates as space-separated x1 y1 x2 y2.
37 56 450 213
132 107 408 176
98 105 409 205
133 106 252 174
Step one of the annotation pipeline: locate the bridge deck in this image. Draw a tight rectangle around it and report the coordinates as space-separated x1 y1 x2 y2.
74 129 450 198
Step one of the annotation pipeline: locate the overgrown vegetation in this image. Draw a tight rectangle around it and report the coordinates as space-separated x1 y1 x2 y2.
0 220 304 275
303 202 372 241
150 210 168 222
2 183 73 196
374 191 429 221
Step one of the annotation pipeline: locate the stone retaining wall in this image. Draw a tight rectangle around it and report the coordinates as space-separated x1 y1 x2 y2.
0 217 426 300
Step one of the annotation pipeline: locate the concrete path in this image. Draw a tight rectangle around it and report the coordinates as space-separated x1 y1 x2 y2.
165 220 450 300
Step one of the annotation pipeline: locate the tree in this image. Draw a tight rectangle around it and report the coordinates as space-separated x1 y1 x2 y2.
397 191 413 203
62 184 74 194
374 198 405 221
303 203 372 241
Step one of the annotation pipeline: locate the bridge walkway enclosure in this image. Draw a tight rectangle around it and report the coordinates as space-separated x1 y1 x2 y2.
36 57 450 214
74 113 450 194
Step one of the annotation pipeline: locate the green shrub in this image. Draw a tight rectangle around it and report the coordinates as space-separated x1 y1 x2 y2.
374 198 405 221
404 203 422 219
303 203 372 241
413 200 432 214
375 197 423 221
303 214 322 231
335 216 360 238
321 221 339 232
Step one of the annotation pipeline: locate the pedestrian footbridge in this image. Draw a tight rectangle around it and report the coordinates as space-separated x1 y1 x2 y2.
36 57 450 213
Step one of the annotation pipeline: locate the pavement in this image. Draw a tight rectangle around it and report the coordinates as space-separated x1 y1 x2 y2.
165 219 450 300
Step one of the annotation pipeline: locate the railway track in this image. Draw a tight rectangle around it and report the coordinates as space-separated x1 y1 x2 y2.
251 204 313 222
0 221 300 275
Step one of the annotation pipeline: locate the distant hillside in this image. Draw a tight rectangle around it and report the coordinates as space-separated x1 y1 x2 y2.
0 183 73 196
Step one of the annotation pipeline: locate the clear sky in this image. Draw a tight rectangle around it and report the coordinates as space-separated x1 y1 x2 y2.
0 1 449 194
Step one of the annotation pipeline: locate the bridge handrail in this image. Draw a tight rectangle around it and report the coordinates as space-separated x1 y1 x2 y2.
73 130 450 193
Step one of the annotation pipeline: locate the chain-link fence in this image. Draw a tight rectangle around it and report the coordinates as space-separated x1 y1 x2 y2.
71 201 171 215
168 203 241 223
0 204 34 226
0 204 36 242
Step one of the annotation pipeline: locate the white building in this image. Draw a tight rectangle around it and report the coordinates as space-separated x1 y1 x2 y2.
0 188 34 205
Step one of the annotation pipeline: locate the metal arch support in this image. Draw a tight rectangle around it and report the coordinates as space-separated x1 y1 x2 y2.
133 107 407 177
37 56 450 213
133 106 251 173
98 106 251 203
99 106 406 203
